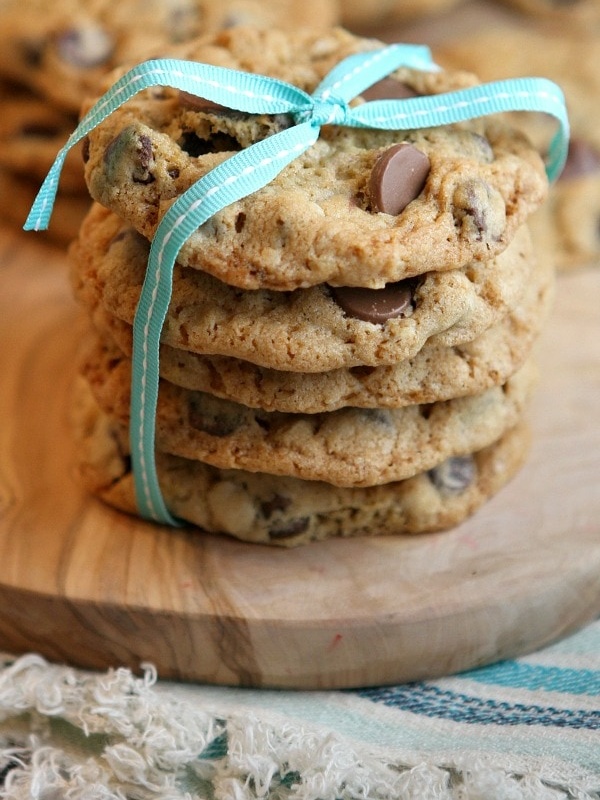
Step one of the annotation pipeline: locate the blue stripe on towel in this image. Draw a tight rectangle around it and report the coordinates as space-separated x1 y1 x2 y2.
355 684 600 728
458 661 600 696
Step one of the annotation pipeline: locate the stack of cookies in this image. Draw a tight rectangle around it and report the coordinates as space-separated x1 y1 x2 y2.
69 26 553 546
0 0 336 245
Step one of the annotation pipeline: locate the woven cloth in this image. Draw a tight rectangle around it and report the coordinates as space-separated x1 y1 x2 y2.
0 619 598 799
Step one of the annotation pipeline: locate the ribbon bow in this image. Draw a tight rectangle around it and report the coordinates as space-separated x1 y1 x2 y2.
24 43 569 526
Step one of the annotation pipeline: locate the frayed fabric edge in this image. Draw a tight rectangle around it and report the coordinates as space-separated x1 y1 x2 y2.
0 654 597 800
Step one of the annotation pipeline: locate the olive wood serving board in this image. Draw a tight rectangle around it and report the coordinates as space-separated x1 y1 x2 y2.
0 224 599 689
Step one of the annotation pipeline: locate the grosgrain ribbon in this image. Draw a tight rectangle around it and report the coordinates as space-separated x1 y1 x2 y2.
24 43 569 526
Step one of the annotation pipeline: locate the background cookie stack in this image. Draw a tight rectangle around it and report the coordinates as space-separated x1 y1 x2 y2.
68 26 553 546
0 0 336 246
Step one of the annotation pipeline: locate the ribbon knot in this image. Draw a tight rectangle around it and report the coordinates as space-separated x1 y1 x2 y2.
296 94 352 128
23 43 570 526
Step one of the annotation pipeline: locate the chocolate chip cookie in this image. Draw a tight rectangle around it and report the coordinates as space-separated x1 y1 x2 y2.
80 26 548 291
78 333 537 488
70 203 538 372
0 0 337 114
72 373 531 546
0 83 85 192
85 239 555 413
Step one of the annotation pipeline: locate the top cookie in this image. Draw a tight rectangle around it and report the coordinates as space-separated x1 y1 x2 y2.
81 26 548 291
0 0 337 114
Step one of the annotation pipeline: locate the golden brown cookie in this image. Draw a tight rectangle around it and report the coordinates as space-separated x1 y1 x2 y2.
0 0 338 113
78 332 538 488
80 26 548 291
70 204 539 372
72 373 532 546
85 239 555 413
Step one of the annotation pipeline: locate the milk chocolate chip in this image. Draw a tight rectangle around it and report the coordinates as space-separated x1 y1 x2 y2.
428 455 476 494
452 178 505 241
189 394 241 436
55 24 113 68
559 138 600 181
269 517 310 540
361 78 418 102
178 90 228 113
330 281 414 323
104 127 155 184
369 143 430 215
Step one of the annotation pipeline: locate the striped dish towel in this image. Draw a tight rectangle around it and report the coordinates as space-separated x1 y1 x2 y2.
0 619 598 799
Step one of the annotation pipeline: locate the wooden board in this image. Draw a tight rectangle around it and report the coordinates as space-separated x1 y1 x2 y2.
1 223 599 689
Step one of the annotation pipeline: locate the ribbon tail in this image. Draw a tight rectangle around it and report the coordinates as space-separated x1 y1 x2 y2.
129 122 320 524
313 44 437 105
23 58 311 232
23 150 69 231
352 76 569 181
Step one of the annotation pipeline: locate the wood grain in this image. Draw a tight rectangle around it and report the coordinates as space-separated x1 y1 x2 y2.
0 223 599 689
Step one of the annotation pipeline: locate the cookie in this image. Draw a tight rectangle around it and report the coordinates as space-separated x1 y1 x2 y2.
72 374 531 546
80 26 548 291
0 83 85 192
70 203 538 372
79 333 537 488
338 0 465 30
85 239 555 413
491 0 600 31
0 167 88 245
435 27 600 270
0 0 338 114
528 152 600 272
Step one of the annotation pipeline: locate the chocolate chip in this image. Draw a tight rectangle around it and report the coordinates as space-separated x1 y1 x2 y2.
235 212 247 232
104 127 155 184
21 37 43 68
269 517 310 540
471 133 494 163
428 456 476 495
369 143 430 215
559 138 600 181
20 122 61 138
108 229 128 247
359 408 394 427
330 280 414 323
260 494 292 519
133 135 154 183
168 4 202 41
178 90 228 113
82 135 90 163
452 179 505 241
361 78 418 102
189 396 241 436
349 365 377 377
54 24 113 68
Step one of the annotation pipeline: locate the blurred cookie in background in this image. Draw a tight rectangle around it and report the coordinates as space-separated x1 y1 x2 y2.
0 0 339 115
338 0 467 32
434 22 600 271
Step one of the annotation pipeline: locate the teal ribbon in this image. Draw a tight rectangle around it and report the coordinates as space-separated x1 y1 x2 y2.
24 44 569 526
